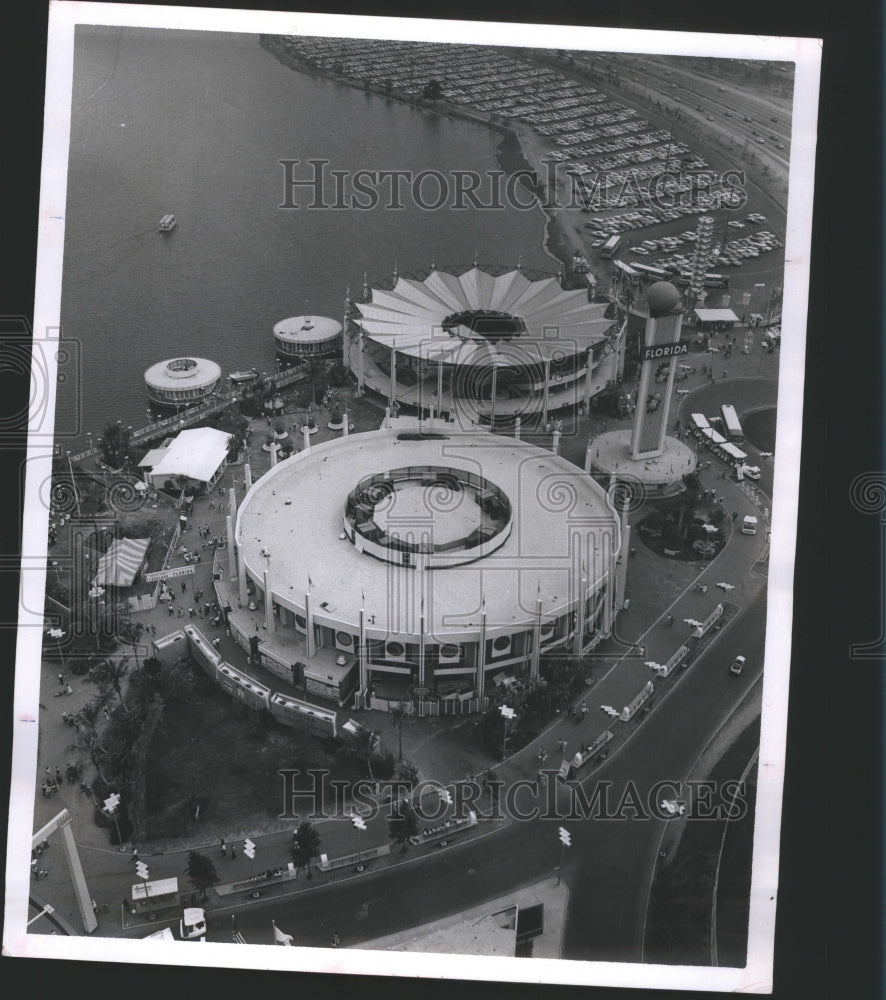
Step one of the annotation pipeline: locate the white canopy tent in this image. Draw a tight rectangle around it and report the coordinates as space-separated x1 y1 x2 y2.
142 427 231 492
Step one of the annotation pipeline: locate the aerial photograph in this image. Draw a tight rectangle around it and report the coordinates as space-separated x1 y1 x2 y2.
5 5 821 992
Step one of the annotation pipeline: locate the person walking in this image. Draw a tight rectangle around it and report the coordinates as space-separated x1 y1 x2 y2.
220 839 227 857
230 844 237 861
181 581 187 594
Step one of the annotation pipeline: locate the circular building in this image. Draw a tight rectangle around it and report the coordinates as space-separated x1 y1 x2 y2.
588 430 697 498
344 265 618 425
274 315 342 365
144 357 221 409
231 420 622 707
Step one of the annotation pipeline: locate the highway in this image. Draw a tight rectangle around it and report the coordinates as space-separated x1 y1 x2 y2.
583 53 792 175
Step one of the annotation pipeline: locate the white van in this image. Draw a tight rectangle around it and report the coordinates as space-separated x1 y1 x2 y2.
741 515 758 535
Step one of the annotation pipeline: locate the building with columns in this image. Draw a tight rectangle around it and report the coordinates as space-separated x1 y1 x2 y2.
226 418 622 710
343 264 619 427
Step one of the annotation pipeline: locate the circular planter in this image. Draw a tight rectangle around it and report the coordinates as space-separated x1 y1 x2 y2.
327 419 344 430
301 424 319 435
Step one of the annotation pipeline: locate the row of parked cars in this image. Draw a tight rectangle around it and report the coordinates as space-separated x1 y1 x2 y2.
652 229 784 271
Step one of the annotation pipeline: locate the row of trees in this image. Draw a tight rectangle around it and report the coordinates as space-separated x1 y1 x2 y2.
181 776 425 901
68 653 196 843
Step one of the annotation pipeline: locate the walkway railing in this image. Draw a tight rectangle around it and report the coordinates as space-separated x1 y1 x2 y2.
68 367 310 465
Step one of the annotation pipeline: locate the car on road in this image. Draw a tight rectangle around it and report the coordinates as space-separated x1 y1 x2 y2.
739 465 761 480
706 115 714 120
755 137 765 143
729 655 746 676
744 115 752 122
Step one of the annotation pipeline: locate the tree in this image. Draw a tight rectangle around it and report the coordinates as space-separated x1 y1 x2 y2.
212 404 249 461
98 422 132 471
291 820 321 877
91 658 131 714
347 727 379 782
390 704 407 760
422 79 443 103
677 472 703 537
396 759 419 798
185 850 220 900
68 693 115 783
388 803 419 852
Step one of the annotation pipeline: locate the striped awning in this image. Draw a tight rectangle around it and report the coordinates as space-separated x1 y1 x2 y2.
92 537 150 588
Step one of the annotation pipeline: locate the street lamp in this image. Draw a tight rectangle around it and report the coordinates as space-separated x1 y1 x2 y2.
65 451 81 516
351 813 367 871
135 860 152 915
243 837 260 897
104 792 125 850
499 705 516 761
47 627 66 674
557 826 572 886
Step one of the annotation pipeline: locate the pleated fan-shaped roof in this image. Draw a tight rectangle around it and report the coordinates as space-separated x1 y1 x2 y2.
353 267 612 365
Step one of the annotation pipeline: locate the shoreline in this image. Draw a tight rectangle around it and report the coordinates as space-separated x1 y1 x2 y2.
259 35 583 276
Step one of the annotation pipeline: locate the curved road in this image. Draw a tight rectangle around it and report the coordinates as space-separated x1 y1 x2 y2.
207 583 768 962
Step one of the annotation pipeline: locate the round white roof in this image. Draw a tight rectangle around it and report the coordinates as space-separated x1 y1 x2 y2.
274 315 342 344
236 421 621 638
144 357 221 390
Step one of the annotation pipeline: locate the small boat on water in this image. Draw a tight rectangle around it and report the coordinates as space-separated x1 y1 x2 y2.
228 368 260 384
159 214 176 232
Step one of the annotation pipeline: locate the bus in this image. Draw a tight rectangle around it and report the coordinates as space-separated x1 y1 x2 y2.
720 404 744 442
630 263 673 282
689 413 711 438
675 272 731 289
704 273 730 288
601 235 622 259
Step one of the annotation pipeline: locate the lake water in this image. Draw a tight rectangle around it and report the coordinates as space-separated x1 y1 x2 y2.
58 27 550 441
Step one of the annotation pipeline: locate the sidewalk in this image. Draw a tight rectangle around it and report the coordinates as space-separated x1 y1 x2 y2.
354 878 569 957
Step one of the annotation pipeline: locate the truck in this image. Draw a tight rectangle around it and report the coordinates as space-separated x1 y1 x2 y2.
141 911 206 941
131 877 206 940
